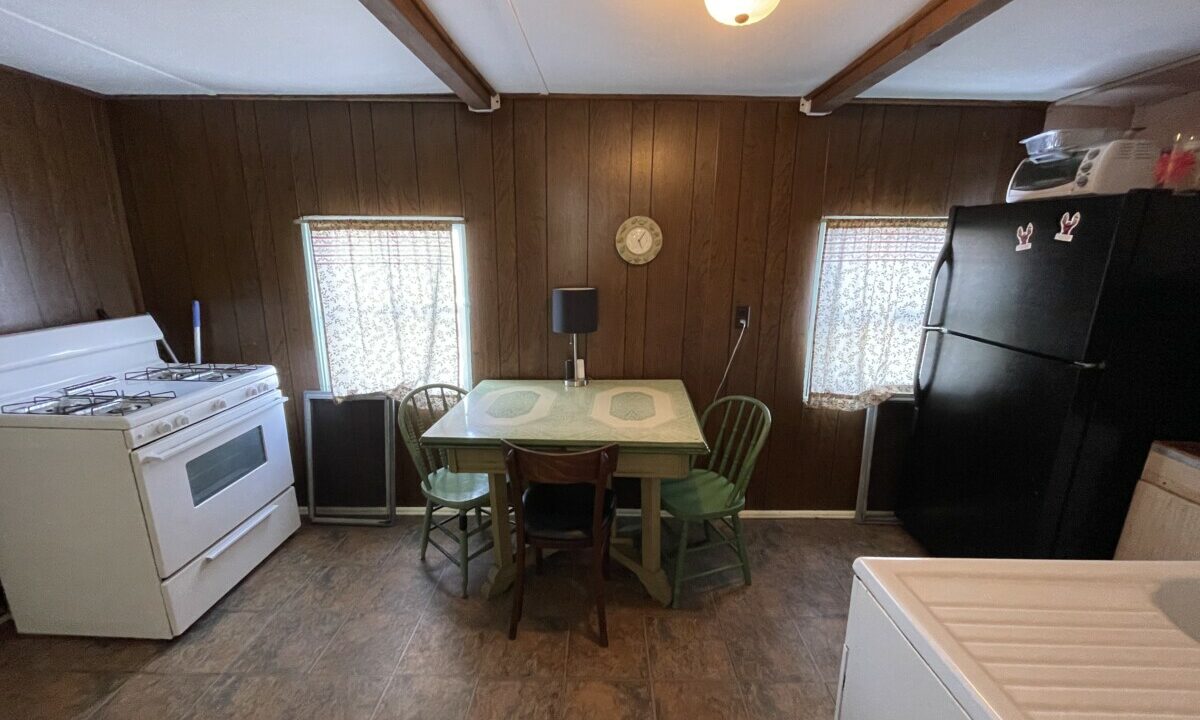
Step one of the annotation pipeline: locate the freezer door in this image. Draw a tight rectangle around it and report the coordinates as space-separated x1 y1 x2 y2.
929 195 1142 362
898 331 1093 558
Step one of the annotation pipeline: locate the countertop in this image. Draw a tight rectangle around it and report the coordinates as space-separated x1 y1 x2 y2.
853 557 1200 719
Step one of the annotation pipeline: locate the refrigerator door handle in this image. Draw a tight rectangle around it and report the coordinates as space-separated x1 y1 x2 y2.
921 240 952 327
913 326 944 404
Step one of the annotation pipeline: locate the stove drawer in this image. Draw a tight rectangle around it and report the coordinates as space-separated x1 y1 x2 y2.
132 391 295 577
162 487 300 635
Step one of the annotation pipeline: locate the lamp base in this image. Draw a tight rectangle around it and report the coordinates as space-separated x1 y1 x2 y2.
564 377 588 388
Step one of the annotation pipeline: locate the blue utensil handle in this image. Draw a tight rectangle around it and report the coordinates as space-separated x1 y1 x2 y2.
192 300 200 328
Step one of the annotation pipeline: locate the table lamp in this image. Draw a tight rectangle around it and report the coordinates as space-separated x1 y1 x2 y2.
552 287 598 387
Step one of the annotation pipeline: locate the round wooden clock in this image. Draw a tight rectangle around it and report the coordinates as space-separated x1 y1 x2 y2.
615 216 663 265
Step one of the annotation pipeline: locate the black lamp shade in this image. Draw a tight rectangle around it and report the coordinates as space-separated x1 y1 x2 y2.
551 287 598 334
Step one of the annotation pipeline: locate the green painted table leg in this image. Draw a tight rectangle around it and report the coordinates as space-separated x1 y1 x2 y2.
480 472 516 599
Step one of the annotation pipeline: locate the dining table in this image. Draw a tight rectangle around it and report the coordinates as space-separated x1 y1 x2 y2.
419 378 709 606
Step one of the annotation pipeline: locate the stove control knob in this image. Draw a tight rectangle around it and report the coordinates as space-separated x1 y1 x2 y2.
211 399 228 411
173 415 190 429
154 422 172 435
257 382 270 393
246 386 259 398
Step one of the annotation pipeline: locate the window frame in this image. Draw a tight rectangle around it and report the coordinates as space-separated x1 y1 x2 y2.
803 215 948 405
298 215 472 394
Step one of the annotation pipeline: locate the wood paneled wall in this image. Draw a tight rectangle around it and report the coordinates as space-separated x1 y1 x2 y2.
0 68 141 333
108 97 1042 509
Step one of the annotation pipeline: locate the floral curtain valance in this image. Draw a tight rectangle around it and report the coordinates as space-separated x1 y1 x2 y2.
805 218 947 412
307 220 463 400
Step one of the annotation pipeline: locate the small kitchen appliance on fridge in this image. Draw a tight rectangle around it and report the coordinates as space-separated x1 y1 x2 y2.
898 190 1200 559
1006 129 1157 202
0 315 300 638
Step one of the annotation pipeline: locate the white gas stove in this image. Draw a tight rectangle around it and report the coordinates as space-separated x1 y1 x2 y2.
0 315 300 639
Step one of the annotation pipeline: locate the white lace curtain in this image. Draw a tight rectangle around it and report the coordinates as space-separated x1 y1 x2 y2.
307 220 464 400
806 218 947 411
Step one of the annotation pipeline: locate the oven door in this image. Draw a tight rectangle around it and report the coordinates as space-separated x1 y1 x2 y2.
132 390 294 577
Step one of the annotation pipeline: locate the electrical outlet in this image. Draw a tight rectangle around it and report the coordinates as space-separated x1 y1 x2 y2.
735 305 751 329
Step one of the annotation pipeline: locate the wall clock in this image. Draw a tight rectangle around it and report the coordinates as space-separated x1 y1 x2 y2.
615 216 663 265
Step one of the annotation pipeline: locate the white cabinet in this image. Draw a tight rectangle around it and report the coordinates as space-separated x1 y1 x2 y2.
836 578 971 720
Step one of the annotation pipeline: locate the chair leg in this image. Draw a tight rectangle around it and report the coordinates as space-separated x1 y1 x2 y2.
602 536 611 580
672 520 690 609
702 520 714 543
534 547 544 574
419 500 434 562
592 546 608 647
732 513 751 586
475 506 484 528
509 540 526 640
458 510 470 599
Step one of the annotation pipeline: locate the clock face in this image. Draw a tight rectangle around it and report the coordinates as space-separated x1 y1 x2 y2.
615 216 663 265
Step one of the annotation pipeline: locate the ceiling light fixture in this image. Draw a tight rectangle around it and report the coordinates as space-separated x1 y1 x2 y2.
705 0 780 26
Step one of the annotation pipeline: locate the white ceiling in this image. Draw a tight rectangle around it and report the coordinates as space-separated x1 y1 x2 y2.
0 0 448 95
424 0 931 96
1 0 1199 102
862 0 1200 101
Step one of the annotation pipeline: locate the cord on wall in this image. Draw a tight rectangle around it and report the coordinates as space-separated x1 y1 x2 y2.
712 307 750 404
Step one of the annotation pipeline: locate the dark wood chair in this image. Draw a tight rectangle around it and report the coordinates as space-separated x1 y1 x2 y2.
502 441 619 647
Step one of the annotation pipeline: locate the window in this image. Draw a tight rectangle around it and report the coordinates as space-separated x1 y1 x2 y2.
804 217 947 411
301 217 471 399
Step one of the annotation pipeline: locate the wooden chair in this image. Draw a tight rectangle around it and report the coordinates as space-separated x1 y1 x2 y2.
398 384 494 598
502 441 619 646
662 395 772 608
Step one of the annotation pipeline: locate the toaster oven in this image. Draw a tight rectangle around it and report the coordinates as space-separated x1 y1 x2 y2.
1006 139 1157 203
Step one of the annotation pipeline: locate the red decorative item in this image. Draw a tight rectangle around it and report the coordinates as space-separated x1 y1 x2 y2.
1156 147 1196 187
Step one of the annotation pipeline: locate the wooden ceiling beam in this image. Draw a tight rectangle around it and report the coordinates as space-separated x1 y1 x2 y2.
801 0 1014 115
358 0 498 111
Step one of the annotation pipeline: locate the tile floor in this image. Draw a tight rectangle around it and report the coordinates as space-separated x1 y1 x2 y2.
0 516 925 719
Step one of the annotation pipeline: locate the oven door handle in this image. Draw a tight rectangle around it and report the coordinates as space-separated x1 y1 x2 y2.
139 397 287 464
204 503 278 562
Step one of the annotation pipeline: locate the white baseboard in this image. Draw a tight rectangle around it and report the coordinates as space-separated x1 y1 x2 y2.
300 506 855 520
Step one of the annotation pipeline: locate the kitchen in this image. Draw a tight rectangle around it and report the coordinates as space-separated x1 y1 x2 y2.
0 1 1199 718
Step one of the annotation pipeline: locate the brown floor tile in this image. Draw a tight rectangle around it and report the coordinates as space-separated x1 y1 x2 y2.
562 679 652 720
143 610 269 675
287 564 378 612
0 519 920 719
479 616 569 679
354 554 443 616
227 609 345 675
645 616 733 682
0 624 163 673
466 679 565 720
277 525 349 566
394 616 488 677
566 614 648 680
722 617 823 683
741 680 835 719
90 673 216 720
793 614 848 684
0 670 125 720
220 552 317 611
373 675 476 720
186 673 386 720
653 680 748 720
310 612 417 677
331 527 404 566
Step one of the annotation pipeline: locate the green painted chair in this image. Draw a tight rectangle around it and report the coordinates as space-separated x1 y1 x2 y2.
662 395 772 608
397 383 494 598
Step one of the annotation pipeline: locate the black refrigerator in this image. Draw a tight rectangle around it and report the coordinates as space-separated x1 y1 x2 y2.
897 190 1200 559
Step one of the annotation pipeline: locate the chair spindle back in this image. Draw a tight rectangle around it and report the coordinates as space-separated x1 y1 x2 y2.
696 396 772 507
398 384 468 490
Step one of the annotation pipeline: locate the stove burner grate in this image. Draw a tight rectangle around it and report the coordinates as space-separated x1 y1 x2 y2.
2 388 178 416
125 363 261 383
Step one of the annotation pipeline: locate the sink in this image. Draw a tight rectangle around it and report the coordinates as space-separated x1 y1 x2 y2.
1154 577 1200 642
